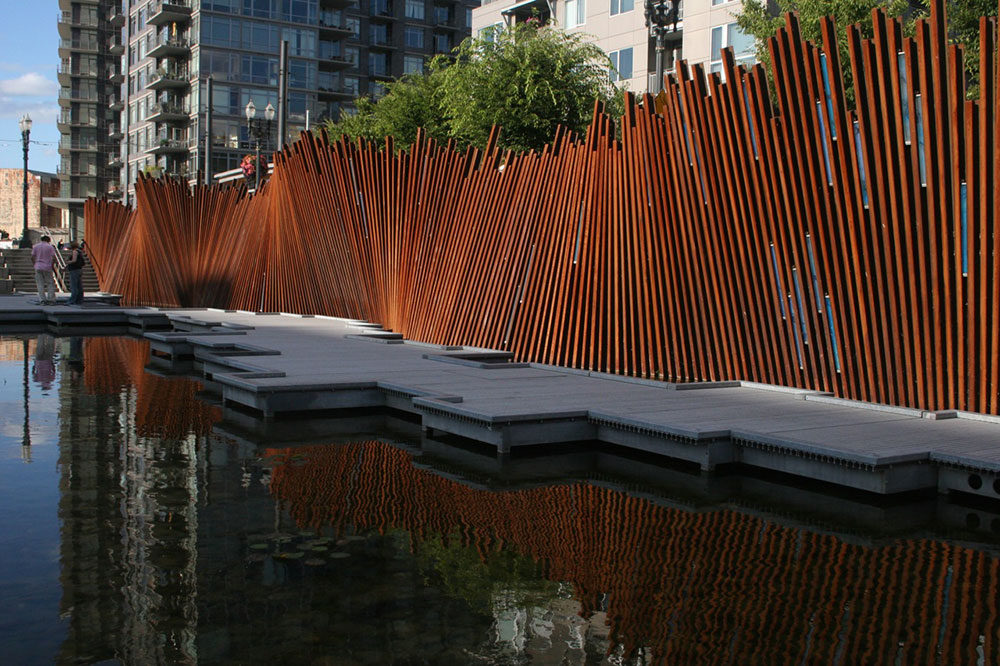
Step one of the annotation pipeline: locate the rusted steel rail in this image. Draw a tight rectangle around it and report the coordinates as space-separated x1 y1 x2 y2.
86 0 1000 414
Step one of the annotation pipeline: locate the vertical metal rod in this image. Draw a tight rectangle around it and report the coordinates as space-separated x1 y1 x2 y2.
205 77 214 186
21 130 30 248
255 138 261 192
655 33 665 94
277 40 289 150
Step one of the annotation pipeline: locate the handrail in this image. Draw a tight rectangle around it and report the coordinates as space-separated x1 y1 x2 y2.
39 228 67 293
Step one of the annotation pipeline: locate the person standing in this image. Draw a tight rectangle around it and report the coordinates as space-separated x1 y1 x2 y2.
30 235 57 305
65 241 85 305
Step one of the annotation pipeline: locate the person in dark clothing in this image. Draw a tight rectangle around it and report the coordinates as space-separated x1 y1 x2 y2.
65 241 86 305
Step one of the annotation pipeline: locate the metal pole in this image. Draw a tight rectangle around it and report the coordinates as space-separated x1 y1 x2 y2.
204 77 214 186
277 40 288 150
20 129 30 248
655 31 665 94
254 133 260 192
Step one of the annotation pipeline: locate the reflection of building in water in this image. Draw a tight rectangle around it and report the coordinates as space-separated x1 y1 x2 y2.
266 441 1000 665
56 336 219 665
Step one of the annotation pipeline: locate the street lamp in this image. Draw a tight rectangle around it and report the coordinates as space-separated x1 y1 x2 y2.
644 0 679 94
18 114 32 249
245 100 275 192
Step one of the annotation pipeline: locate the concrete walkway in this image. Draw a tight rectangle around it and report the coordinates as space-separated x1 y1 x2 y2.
1 293 999 499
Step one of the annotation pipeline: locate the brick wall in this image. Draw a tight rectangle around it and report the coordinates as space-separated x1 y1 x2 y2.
0 169 62 240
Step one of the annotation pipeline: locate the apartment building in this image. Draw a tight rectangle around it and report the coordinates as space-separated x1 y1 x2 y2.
471 0 754 94
55 0 126 237
59 0 479 210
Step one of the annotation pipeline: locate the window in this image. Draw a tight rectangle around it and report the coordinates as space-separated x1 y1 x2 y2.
609 47 632 81
370 0 392 16
478 22 503 41
345 46 360 67
405 26 423 48
565 0 584 27
370 23 390 45
346 17 360 37
433 5 451 24
405 0 424 19
434 32 450 53
343 76 359 95
710 23 754 72
610 0 633 15
369 52 388 76
403 55 423 74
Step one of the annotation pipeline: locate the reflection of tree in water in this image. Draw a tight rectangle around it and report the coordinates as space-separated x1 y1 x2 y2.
266 441 1000 665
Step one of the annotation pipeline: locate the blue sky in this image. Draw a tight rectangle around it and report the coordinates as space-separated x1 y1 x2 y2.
0 2 61 174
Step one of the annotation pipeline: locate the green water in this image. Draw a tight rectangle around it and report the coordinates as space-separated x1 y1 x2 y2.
1 334 999 665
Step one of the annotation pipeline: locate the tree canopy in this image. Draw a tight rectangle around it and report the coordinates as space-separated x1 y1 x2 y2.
322 21 625 152
736 0 998 103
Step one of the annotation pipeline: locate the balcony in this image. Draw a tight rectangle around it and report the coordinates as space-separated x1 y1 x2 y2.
108 95 124 110
59 88 99 106
317 85 356 100
108 37 125 55
58 39 99 55
109 6 125 26
147 35 190 59
318 0 354 9
59 140 99 155
318 20 353 37
107 65 124 83
147 0 193 26
108 124 123 139
58 164 98 177
147 102 189 122
147 69 190 91
108 154 123 168
106 185 123 199
57 61 98 82
57 113 98 131
148 136 192 154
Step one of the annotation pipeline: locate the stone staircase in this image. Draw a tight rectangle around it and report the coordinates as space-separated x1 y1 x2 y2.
0 247 101 296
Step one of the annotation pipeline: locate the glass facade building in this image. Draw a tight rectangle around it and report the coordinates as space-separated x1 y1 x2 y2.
60 0 480 210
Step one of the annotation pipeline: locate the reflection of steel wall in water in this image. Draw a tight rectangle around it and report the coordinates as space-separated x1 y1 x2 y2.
266 441 1000 664
83 337 221 437
86 0 1000 414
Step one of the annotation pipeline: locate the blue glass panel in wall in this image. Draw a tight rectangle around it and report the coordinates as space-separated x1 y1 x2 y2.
961 181 968 274
817 101 832 185
897 52 910 144
792 268 808 342
824 295 841 372
853 120 868 206
820 53 836 140
915 93 926 185
770 244 786 317
806 233 822 303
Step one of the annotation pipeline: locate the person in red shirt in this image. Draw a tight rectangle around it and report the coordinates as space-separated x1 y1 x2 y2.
30 235 57 305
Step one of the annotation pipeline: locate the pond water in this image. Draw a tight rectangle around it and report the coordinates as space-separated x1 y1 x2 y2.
1 334 999 665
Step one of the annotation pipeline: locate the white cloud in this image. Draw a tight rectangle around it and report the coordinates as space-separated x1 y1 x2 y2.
0 100 58 123
0 72 57 97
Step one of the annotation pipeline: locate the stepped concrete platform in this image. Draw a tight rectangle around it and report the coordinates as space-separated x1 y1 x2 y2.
1 298 999 499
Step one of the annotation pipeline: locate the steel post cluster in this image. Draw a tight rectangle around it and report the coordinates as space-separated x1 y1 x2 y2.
87 0 1000 414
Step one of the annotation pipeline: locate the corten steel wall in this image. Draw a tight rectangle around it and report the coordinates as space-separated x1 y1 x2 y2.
86 0 1000 414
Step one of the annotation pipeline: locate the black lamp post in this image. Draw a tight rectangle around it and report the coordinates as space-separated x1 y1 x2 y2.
644 0 679 94
18 114 32 249
245 100 275 192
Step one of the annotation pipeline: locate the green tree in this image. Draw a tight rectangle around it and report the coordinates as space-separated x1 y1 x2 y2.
322 21 624 152
735 0 910 107
737 0 999 103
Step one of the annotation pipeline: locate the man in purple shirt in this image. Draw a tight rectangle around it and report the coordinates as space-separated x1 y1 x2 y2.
31 235 57 305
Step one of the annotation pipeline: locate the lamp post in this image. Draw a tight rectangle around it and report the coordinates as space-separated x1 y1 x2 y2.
644 0 678 94
245 100 275 192
18 114 32 249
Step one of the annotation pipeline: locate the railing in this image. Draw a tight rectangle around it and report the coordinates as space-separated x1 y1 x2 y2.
59 39 99 51
65 140 98 150
150 102 188 116
150 69 189 85
58 11 98 26
153 34 189 50
150 0 192 10
60 88 99 101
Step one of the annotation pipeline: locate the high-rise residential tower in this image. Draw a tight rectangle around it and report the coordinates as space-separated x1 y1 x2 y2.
117 0 480 203
55 0 126 238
